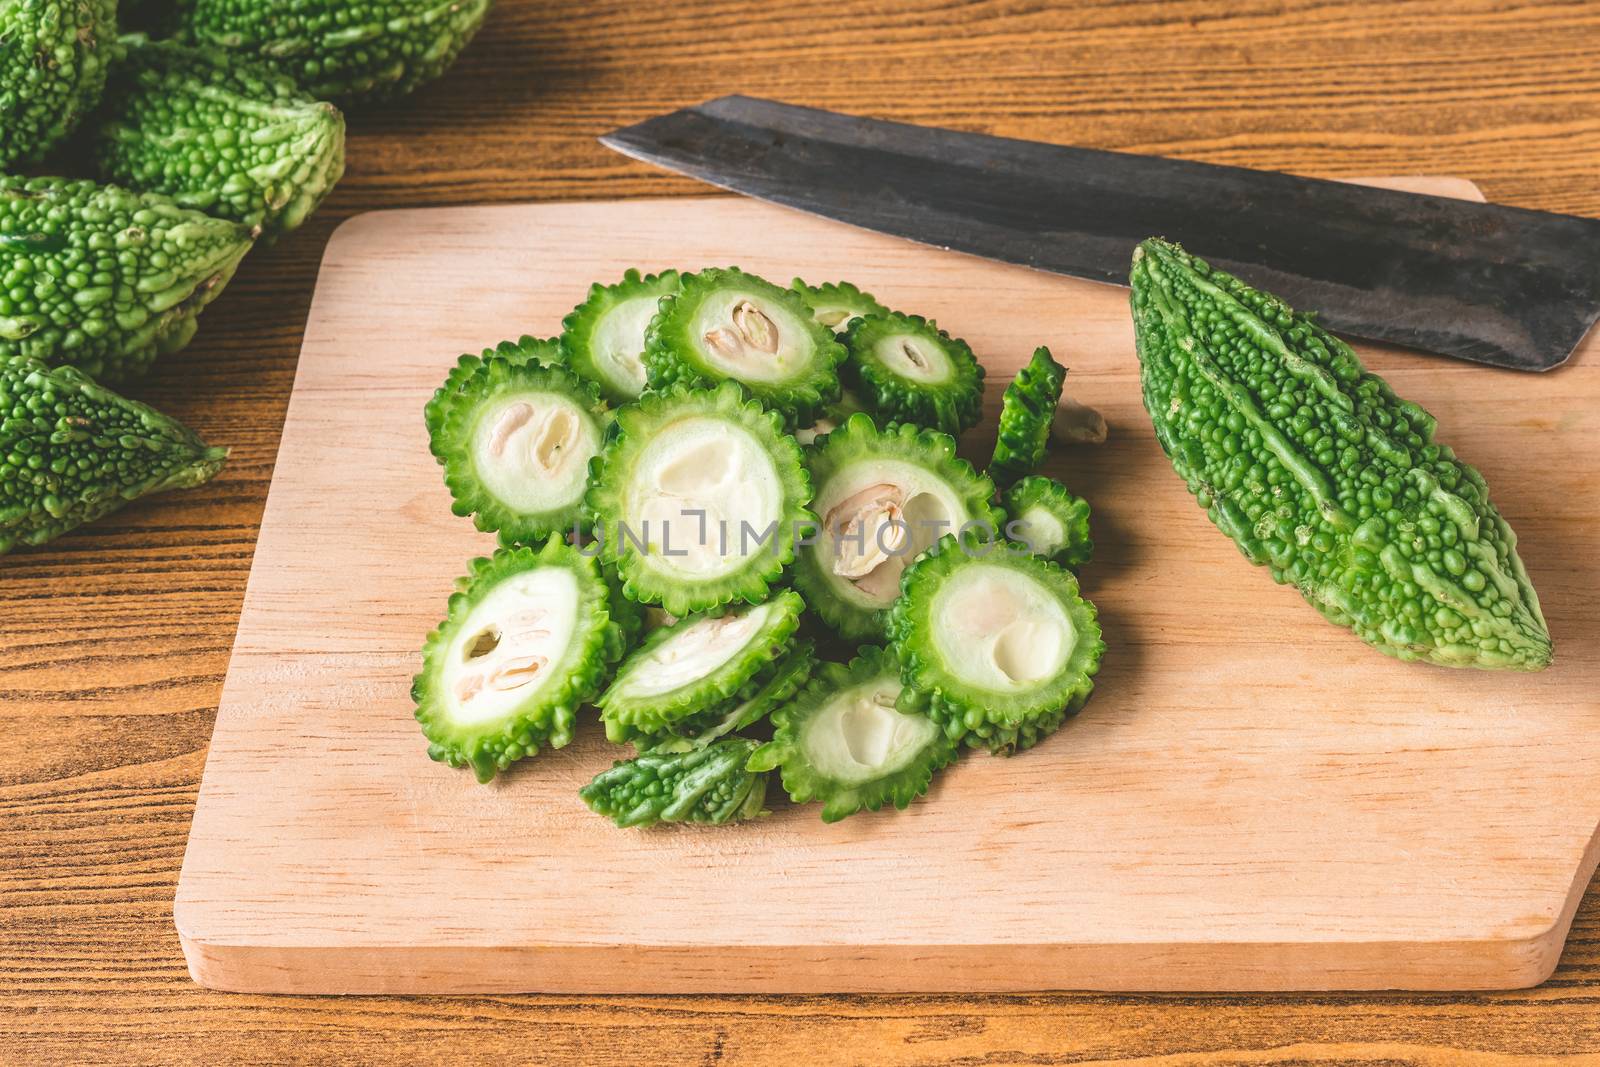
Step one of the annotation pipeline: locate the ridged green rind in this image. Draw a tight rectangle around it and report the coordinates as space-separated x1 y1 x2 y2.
90 37 347 238
790 279 890 335
794 413 1003 641
170 0 493 102
988 346 1066 487
586 380 815 615
841 312 985 436
0 176 255 381
1002 475 1094 570
580 738 770 828
888 536 1104 754
423 336 562 439
1130 237 1552 670
628 640 817 755
425 356 609 543
748 645 958 822
643 267 845 427
599 589 805 743
560 268 682 405
0 0 120 168
0 356 227 554
412 538 634 783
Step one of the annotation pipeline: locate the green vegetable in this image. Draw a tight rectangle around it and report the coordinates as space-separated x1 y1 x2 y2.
794 388 867 447
793 413 1001 641
639 643 815 755
644 267 845 427
170 0 493 103
889 535 1104 753
791 279 890 335
0 176 254 381
560 268 681 405
425 354 608 544
413 538 638 783
841 312 984 436
89 36 347 239
1131 237 1552 670
580 738 770 828
988 346 1065 488
598 590 804 748
0 0 120 168
1002 476 1093 570
586 380 814 615
749 645 956 822
0 356 227 554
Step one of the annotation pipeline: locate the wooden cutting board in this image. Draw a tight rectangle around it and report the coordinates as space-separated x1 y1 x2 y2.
176 179 1600 994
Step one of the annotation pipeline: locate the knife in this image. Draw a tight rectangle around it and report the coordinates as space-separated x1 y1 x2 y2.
600 95 1600 372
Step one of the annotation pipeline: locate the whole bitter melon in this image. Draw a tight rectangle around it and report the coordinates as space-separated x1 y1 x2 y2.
0 0 120 168
1130 237 1551 670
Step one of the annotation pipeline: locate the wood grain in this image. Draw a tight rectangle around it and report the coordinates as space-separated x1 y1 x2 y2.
5 0 1600 1059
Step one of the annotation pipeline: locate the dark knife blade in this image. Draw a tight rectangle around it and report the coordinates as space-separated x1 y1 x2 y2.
601 95 1600 371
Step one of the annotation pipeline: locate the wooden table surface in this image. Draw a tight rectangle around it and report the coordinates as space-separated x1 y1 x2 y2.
4 0 1598 1062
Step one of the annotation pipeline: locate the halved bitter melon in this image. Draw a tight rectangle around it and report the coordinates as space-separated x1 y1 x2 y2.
749 645 957 823
1002 476 1094 570
413 538 638 783
793 414 1002 641
889 535 1104 754
586 380 814 614
561 269 681 405
790 279 890 335
645 267 845 426
988 346 1066 488
840 312 984 436
580 738 770 828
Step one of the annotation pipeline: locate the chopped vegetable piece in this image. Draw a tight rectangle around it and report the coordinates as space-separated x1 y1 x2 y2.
791 279 890 334
840 312 984 436
988 346 1066 487
561 268 681 405
580 738 770 828
1002 476 1093 570
794 388 868 447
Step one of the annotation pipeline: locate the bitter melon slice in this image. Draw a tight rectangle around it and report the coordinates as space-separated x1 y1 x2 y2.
790 279 890 335
840 312 984 436
580 738 770 828
560 268 681 405
988 346 1066 488
424 336 562 455
1002 476 1094 570
794 388 868 447
635 641 816 755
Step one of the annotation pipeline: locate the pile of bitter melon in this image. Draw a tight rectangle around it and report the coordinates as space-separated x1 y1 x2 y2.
0 1 493 555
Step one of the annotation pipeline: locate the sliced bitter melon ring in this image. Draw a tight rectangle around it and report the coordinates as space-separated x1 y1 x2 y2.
791 279 891 334
560 268 681 404
586 380 814 615
598 589 805 745
426 356 609 543
749 645 957 822
793 413 1002 641
988 346 1066 487
413 538 637 783
794 388 868 447
424 335 564 437
636 641 816 754
889 535 1104 754
841 312 985 436
1003 476 1094 570
644 267 845 426
580 738 771 828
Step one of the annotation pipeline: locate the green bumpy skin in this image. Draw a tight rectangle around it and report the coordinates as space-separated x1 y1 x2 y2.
425 355 609 544
633 641 815 755
644 267 845 427
598 590 804 746
749 645 957 823
790 279 890 335
0 356 227 554
1130 238 1552 670
794 413 1002 641
413 538 638 783
170 0 493 103
424 336 562 441
89 36 347 239
580 738 770 829
560 268 681 405
0 176 255 382
586 380 814 615
889 535 1105 754
840 312 985 436
1002 476 1093 570
0 0 120 168
988 346 1066 488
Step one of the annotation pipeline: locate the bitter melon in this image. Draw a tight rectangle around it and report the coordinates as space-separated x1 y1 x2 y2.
0 176 254 381
794 413 1001 641
1002 476 1093 570
794 388 868 447
1130 237 1552 670
790 279 890 335
889 535 1104 753
644 267 845 426
424 335 561 442
89 36 347 238
749 645 956 823
988 346 1065 488
0 0 120 168
580 738 770 828
0 356 227 554
586 380 814 615
413 537 637 783
840 312 984 436
560 268 680 405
